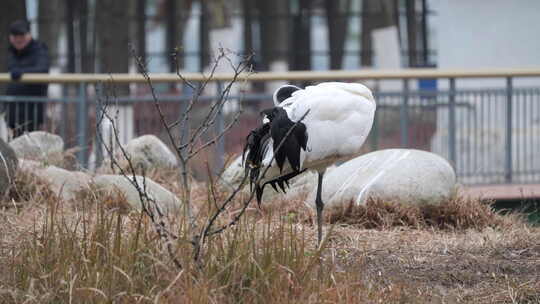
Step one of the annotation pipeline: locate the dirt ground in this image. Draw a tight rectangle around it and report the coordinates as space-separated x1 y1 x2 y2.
324 226 540 303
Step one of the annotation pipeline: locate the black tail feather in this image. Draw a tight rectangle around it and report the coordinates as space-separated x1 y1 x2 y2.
277 180 286 193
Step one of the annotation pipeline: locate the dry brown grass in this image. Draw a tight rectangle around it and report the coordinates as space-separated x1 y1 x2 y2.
0 170 539 303
259 193 515 232
326 196 514 230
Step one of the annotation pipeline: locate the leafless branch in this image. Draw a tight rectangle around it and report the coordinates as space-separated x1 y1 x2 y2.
100 46 268 267
175 50 228 144
188 108 242 160
96 82 184 269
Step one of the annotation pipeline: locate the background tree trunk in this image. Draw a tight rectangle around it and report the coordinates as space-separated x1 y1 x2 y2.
137 0 147 63
325 0 351 69
290 0 312 72
406 0 418 67
242 0 253 57
96 0 133 146
256 0 289 70
0 0 26 92
166 0 192 72
65 0 75 73
360 0 398 67
65 0 95 73
38 0 63 67
96 0 130 93
199 0 210 71
165 0 178 71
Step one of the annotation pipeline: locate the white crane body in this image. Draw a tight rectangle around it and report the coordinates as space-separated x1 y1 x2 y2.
243 82 376 244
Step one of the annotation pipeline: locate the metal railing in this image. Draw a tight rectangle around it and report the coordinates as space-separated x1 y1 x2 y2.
1 67 539 184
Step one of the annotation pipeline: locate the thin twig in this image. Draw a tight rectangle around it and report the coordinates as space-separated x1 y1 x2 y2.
172 48 195 90
96 84 184 269
177 50 227 148
188 109 243 159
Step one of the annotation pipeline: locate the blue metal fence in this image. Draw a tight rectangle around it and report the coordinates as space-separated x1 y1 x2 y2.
0 76 539 185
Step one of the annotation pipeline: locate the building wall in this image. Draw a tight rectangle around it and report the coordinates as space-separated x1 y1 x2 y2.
436 0 540 71
432 0 540 183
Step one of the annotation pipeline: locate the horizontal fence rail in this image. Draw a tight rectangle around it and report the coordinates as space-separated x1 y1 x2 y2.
1 68 539 185
2 67 540 83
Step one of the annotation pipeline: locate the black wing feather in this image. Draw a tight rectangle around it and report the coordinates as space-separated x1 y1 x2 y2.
269 109 307 172
295 123 308 151
242 106 309 207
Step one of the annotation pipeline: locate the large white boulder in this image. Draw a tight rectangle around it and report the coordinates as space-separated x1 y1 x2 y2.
19 159 91 201
9 131 64 161
308 149 457 208
93 174 181 213
124 135 178 169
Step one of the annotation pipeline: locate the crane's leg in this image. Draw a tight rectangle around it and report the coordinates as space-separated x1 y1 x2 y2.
315 171 325 245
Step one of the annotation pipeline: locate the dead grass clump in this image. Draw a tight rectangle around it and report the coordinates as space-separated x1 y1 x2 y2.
327 198 423 229
1 200 164 303
327 196 515 230
420 196 512 230
0 195 420 304
72 185 132 213
4 169 56 206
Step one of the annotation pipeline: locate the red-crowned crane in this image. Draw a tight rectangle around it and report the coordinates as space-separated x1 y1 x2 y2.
243 82 376 244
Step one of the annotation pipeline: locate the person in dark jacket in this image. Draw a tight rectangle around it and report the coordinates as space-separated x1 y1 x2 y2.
5 19 50 137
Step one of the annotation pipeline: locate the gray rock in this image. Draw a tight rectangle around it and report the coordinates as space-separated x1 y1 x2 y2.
308 149 457 208
19 159 91 201
0 138 18 197
221 155 245 188
9 131 64 161
124 135 178 169
93 174 181 213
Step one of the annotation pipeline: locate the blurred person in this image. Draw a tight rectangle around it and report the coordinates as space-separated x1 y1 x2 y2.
4 19 50 137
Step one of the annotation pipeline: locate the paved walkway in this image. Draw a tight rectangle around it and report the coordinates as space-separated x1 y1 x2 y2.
462 184 540 200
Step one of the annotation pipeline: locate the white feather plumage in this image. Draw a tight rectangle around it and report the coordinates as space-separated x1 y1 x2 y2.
261 82 376 177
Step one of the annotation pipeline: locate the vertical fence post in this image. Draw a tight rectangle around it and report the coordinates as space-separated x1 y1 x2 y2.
60 89 68 141
448 78 457 168
76 82 88 168
400 79 409 148
215 81 225 171
505 77 513 183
